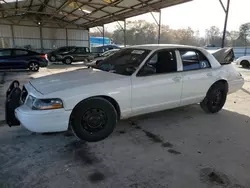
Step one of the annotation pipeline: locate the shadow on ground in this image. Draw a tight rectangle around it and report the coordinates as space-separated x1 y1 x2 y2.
0 105 249 188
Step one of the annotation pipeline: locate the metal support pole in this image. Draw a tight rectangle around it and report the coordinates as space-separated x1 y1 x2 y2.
102 25 104 47
10 25 15 47
39 26 43 53
124 19 126 47
221 0 230 48
65 28 68 46
158 10 161 44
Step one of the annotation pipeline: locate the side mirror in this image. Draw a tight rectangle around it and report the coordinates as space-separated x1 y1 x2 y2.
139 64 156 76
125 67 136 75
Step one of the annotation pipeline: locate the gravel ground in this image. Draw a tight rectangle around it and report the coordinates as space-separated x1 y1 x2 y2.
0 63 250 188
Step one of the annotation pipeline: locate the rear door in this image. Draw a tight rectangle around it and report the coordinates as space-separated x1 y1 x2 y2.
11 49 30 68
0 49 12 69
178 49 216 106
72 47 89 61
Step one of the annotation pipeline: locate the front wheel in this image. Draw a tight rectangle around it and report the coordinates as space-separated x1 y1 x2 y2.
28 62 40 71
200 82 227 113
70 97 117 142
63 57 72 65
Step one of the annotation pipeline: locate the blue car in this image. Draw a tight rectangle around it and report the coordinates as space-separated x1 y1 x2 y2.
0 48 48 71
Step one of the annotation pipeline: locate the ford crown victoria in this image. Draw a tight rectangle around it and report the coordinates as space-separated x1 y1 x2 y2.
5 44 244 142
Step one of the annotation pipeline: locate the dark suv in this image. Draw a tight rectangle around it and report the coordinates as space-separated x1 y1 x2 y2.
47 46 76 62
55 47 92 64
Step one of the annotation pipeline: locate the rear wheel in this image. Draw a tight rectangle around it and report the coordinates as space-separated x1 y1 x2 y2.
241 60 250 68
28 62 40 71
70 97 117 142
200 82 227 113
63 57 72 65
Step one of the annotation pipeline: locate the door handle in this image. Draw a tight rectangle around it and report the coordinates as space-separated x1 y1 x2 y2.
206 72 213 77
172 76 181 82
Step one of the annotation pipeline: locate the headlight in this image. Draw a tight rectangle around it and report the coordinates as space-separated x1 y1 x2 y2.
28 96 63 110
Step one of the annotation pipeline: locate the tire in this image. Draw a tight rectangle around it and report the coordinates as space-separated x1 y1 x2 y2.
28 62 40 71
200 82 227 113
63 57 72 65
241 60 250 68
70 97 117 142
49 55 56 62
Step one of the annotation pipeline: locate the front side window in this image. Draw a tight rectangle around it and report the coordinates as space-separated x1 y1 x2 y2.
0 50 11 57
180 50 211 71
138 49 177 76
96 48 151 76
13 50 28 56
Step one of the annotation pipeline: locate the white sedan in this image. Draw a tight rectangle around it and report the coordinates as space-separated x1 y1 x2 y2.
235 56 250 68
6 44 244 142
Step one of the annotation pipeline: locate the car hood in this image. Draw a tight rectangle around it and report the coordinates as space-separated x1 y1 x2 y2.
29 68 125 95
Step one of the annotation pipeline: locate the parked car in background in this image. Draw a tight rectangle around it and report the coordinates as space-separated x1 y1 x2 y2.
85 49 120 67
47 46 76 62
0 48 48 71
91 44 120 54
235 56 250 68
6 44 244 142
55 46 92 64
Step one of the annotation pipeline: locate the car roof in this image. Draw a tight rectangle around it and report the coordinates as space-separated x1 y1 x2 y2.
126 44 202 50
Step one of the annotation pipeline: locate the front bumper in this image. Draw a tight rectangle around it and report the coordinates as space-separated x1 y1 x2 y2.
15 105 71 133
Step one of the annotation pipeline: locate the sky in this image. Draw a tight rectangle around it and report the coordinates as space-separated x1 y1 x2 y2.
93 0 250 36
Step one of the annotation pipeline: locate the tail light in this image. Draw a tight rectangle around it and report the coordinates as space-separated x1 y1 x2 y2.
40 54 47 59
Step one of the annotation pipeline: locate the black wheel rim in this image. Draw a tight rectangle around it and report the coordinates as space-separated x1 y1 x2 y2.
211 89 222 107
81 108 107 133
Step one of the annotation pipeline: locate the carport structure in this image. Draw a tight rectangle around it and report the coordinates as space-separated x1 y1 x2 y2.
0 0 192 52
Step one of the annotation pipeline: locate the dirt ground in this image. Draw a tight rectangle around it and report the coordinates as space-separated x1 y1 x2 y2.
0 63 250 188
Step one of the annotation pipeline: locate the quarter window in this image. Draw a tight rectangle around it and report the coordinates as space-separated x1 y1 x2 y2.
179 50 211 71
13 50 28 56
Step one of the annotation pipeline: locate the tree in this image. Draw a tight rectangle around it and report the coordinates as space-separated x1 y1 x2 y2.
205 26 222 47
238 23 250 47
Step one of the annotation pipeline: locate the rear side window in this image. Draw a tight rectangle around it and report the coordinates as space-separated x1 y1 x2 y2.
13 50 28 56
0 50 11 57
75 47 87 53
179 50 211 71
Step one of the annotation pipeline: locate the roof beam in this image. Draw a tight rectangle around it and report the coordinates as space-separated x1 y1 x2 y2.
49 0 70 20
38 0 50 12
84 0 192 28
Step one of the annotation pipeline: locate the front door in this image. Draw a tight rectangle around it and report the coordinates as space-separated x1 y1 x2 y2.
178 49 216 106
131 49 182 116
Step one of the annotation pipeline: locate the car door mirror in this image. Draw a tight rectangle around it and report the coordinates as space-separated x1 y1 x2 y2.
138 64 156 76
125 66 136 75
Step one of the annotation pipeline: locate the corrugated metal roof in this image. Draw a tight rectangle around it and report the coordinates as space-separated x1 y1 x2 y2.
0 0 192 28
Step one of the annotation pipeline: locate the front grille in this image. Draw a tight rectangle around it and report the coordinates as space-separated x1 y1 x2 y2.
20 86 28 104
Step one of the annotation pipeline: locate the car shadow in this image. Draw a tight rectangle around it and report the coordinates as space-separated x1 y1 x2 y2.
0 105 249 188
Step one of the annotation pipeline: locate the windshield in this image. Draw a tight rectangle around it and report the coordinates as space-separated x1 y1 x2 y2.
100 50 118 57
96 48 151 76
